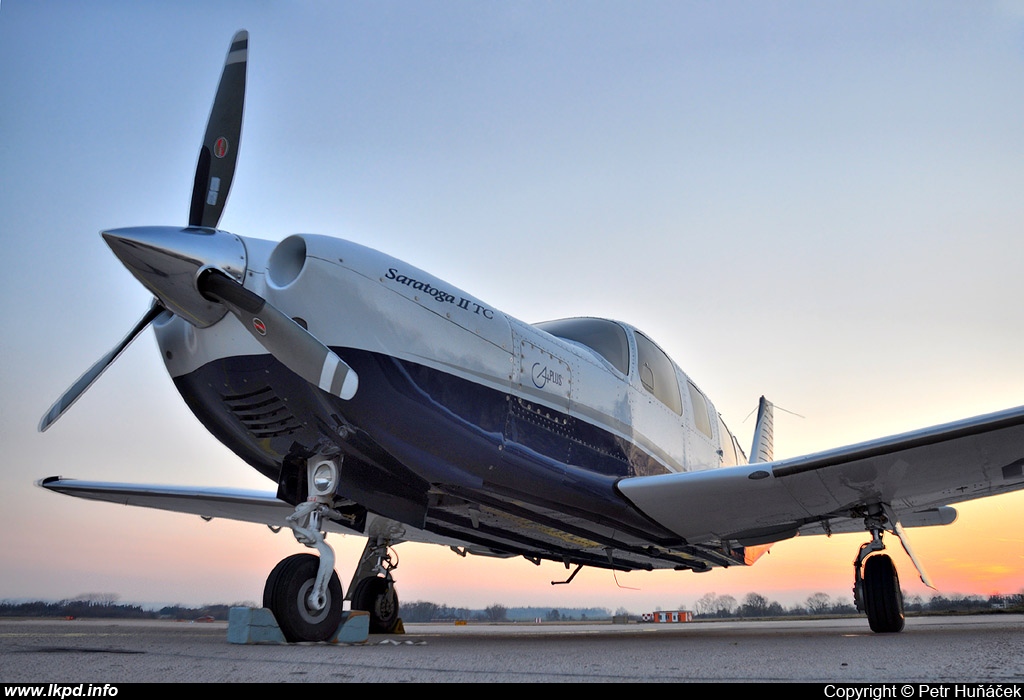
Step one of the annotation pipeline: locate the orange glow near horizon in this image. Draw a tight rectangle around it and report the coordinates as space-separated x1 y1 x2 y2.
5 486 1021 612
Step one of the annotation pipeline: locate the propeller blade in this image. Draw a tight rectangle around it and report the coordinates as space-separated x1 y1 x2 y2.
189 30 248 228
198 271 358 400
39 302 165 432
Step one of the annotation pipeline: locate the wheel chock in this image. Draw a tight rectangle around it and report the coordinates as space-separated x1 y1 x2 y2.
227 607 287 644
227 607 370 645
331 610 369 644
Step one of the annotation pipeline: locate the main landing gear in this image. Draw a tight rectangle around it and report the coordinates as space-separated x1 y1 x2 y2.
349 539 401 634
853 508 905 633
262 451 404 642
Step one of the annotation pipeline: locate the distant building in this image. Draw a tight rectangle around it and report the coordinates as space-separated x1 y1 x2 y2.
641 610 693 623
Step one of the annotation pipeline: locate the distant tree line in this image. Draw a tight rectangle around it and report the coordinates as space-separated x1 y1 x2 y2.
690 591 1024 619
399 602 611 623
0 596 610 623
3 591 1020 622
0 594 252 621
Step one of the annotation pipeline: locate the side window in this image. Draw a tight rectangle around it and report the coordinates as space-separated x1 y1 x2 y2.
687 381 713 439
634 332 682 414
534 318 629 374
717 415 738 465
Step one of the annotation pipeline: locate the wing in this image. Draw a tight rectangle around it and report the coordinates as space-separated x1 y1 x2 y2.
38 477 316 528
617 404 1024 545
35 476 484 550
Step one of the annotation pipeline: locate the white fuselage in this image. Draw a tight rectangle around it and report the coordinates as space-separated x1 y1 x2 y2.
153 233 743 479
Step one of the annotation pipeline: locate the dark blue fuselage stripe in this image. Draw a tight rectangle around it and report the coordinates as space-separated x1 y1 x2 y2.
173 348 679 541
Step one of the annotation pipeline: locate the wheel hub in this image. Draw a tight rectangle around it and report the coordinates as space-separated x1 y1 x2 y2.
297 579 332 624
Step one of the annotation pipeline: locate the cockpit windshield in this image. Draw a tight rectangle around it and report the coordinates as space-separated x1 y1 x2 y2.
534 317 630 374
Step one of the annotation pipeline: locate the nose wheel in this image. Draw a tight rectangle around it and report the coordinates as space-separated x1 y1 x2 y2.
263 553 344 642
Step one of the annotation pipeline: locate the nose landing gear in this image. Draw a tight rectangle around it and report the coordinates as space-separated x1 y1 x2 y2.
262 452 405 641
263 452 351 642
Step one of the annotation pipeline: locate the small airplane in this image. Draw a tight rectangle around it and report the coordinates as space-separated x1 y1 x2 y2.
38 31 1024 642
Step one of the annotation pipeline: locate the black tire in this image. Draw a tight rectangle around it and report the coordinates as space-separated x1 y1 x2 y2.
352 576 400 633
263 553 344 642
863 554 905 633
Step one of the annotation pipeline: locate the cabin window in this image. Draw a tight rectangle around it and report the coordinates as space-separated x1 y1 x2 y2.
534 318 629 374
688 382 713 438
634 332 682 414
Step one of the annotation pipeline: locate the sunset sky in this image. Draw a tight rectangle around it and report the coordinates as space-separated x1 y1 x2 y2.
2 1 1023 613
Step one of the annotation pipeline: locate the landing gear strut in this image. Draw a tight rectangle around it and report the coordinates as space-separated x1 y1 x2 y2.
349 538 401 633
853 509 905 633
264 450 405 640
264 451 348 642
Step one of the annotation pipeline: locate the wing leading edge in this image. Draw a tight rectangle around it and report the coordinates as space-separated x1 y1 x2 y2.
35 477 504 553
37 477 306 530
617 404 1024 545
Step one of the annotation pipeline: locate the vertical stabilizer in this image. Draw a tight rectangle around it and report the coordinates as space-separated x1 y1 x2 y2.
749 396 774 464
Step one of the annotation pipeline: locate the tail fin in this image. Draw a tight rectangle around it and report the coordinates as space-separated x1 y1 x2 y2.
749 396 774 463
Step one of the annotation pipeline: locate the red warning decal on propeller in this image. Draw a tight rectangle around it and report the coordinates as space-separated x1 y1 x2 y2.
214 137 229 158
252 318 267 335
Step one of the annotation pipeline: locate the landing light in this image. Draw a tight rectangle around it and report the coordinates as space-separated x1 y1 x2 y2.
309 459 339 498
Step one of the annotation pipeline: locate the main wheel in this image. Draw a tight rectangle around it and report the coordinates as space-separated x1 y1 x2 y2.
263 553 344 642
863 554 905 633
352 576 400 633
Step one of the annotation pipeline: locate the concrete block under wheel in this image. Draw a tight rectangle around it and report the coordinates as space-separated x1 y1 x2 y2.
227 607 370 644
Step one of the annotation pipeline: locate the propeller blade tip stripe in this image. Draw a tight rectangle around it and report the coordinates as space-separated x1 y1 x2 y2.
319 353 358 400
338 371 358 401
226 32 248 65
318 353 340 392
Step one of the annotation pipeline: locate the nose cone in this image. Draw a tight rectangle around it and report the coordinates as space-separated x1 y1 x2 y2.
103 226 247 327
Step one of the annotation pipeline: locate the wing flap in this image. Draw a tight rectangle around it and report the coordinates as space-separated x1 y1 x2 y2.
618 404 1024 544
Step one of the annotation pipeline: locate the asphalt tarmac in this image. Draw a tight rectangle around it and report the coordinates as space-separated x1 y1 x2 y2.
1 614 1022 683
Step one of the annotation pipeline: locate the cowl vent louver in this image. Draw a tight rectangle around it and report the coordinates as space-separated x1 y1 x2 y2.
223 386 302 438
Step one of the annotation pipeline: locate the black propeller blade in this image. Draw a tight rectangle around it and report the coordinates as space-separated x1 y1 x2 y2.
189 30 248 228
39 302 165 432
41 31 358 432
40 33 248 432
